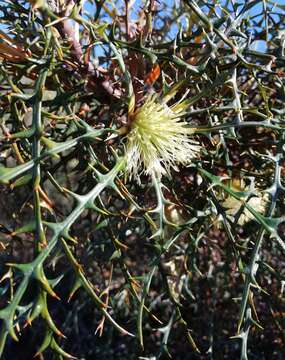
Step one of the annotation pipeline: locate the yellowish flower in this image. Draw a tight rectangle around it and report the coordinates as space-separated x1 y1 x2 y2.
223 195 268 225
125 94 200 180
222 179 268 225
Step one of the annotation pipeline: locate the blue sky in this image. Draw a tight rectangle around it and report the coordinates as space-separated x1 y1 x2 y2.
2 0 285 55
82 0 285 36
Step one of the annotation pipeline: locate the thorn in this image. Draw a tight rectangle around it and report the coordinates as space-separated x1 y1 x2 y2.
52 292 61 301
23 319 32 328
56 329 66 339
67 294 74 303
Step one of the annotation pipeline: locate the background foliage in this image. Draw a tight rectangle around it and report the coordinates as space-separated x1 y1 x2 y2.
0 0 284 359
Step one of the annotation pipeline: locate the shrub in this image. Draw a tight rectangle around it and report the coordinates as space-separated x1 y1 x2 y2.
0 1 284 359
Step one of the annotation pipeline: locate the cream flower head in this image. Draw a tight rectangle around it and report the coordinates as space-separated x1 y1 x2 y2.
221 179 268 225
125 94 200 180
223 193 268 225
